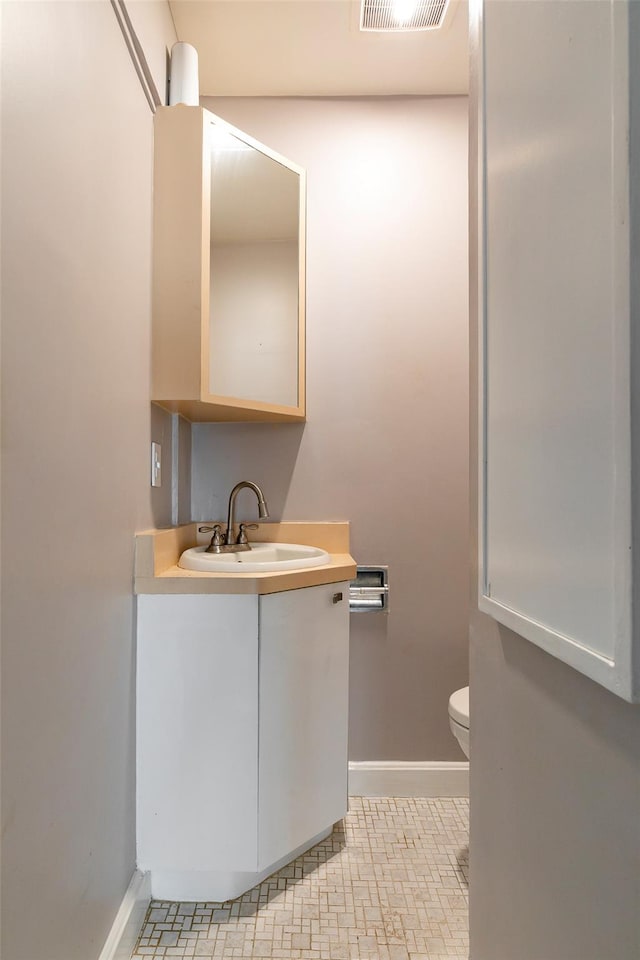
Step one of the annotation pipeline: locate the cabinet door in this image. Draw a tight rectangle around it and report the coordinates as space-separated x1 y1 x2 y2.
478 0 638 699
258 583 349 869
137 594 260 871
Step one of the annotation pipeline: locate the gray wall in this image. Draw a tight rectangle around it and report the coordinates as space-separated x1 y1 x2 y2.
468 4 640 958
1 3 177 958
197 96 469 761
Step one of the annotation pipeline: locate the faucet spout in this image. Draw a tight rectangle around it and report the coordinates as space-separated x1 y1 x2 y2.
225 481 270 546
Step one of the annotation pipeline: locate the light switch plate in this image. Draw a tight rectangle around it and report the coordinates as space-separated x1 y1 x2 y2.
151 442 162 487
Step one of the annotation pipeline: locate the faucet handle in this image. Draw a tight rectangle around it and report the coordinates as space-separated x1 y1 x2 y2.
204 524 224 553
237 522 259 545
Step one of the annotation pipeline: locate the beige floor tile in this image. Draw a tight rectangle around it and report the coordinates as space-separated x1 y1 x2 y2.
132 798 468 960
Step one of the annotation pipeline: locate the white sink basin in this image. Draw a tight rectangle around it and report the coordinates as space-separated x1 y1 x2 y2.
178 542 330 573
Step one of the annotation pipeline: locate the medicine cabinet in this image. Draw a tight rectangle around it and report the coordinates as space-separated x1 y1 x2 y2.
152 106 306 422
477 0 639 700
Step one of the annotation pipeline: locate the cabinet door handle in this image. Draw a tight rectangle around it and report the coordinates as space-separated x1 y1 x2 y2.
332 592 343 604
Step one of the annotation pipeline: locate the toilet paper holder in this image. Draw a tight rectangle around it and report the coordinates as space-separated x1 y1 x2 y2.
349 566 389 613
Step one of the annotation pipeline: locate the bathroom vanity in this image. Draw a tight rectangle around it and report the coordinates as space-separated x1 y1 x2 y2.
135 523 355 900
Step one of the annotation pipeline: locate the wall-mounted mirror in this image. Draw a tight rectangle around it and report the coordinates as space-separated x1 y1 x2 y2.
152 106 306 423
208 122 303 409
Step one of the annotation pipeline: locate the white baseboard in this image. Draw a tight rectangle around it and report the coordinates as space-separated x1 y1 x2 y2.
348 761 469 798
98 869 151 960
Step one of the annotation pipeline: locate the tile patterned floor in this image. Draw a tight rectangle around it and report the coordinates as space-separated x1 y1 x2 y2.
132 797 469 960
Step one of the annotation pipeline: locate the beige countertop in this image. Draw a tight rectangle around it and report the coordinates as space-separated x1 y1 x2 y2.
134 522 357 596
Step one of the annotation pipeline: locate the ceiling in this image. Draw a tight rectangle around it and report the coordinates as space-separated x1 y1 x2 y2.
169 0 469 97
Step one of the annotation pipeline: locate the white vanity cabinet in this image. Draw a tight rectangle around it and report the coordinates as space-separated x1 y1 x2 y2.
136 582 349 901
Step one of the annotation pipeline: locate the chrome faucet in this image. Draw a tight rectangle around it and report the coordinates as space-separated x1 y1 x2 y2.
224 481 269 550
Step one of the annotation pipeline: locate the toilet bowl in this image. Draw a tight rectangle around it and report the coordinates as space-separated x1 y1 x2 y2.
448 686 470 759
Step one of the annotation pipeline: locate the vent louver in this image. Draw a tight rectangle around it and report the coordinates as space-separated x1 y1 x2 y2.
360 0 449 32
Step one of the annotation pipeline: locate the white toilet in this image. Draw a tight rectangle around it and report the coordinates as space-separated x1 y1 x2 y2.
448 686 470 759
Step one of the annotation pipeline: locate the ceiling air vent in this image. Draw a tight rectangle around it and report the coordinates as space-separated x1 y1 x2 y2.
360 0 450 32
